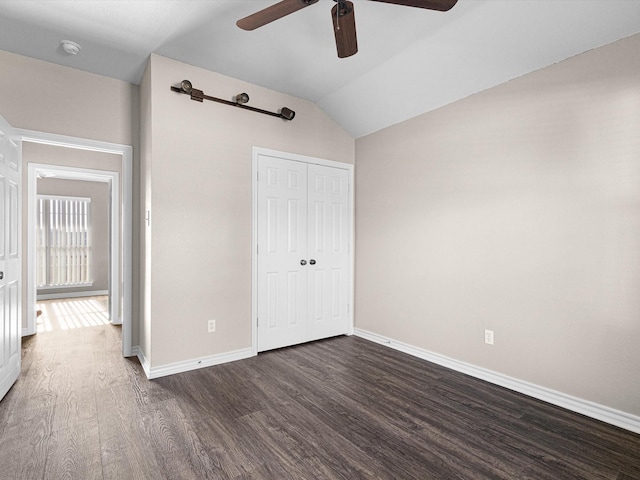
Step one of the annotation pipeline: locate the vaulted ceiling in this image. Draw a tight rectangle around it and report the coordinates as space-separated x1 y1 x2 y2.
1 0 639 138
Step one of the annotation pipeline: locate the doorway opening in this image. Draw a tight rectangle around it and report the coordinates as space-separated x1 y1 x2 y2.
35 175 111 337
20 129 133 356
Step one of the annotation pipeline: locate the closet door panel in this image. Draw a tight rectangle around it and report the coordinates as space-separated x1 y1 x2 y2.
257 156 308 351
307 164 350 341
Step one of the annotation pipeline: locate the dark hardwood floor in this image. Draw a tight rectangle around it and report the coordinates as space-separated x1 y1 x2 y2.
1 301 639 479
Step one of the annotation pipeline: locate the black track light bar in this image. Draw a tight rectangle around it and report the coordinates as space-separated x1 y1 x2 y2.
170 80 295 121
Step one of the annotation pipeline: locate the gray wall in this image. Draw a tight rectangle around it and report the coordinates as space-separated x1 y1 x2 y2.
354 33 640 417
36 178 110 295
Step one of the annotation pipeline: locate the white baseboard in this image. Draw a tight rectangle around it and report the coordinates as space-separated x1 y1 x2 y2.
136 347 255 380
132 345 151 378
37 290 109 301
354 328 640 435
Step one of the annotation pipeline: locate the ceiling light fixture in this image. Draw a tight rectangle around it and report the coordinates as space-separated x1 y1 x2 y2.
60 40 81 55
171 80 295 122
280 107 295 121
180 80 192 94
235 93 250 104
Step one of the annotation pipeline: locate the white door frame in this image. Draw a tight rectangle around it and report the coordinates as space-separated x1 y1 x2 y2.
251 147 355 356
19 129 133 357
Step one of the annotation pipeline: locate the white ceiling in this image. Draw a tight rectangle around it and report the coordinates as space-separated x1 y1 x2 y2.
0 0 639 138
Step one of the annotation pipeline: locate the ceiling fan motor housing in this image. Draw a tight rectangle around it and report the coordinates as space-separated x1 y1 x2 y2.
334 0 353 15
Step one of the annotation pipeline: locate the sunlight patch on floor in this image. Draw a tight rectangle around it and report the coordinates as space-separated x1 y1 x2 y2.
36 296 110 333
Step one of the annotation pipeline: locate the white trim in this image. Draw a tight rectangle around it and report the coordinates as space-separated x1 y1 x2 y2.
36 290 108 301
37 283 93 291
354 328 640 435
141 348 254 380
251 147 355 355
251 153 258 356
37 194 91 202
133 346 151 379
19 129 133 357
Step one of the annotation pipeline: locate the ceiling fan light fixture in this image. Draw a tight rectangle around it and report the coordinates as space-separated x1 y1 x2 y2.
60 40 81 55
235 92 250 104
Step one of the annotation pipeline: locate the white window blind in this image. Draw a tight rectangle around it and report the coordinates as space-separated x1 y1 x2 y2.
36 195 92 288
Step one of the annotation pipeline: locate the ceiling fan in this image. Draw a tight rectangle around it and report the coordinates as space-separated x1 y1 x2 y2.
236 0 459 58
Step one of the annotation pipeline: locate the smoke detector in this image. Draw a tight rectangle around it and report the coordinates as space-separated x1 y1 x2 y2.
61 40 81 55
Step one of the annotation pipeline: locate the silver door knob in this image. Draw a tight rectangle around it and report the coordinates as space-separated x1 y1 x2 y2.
300 260 307 266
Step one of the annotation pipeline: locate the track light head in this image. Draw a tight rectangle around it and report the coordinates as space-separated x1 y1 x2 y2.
180 80 193 94
280 107 295 121
235 92 250 104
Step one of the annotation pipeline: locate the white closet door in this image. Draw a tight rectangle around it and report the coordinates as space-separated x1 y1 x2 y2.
307 164 350 341
257 156 308 352
0 114 21 402
256 153 351 352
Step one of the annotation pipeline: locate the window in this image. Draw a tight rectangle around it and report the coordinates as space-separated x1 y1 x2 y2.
36 195 92 288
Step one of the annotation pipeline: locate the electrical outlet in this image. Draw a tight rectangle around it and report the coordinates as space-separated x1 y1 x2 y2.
208 319 216 333
484 329 494 345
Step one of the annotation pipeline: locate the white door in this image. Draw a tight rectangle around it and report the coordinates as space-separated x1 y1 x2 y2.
307 164 350 342
257 154 350 352
0 115 21 402
257 156 308 351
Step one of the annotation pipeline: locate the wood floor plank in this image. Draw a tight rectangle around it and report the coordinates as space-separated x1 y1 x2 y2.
44 421 103 480
97 398 167 480
617 474 640 480
236 389 394 479
159 374 261 478
0 402 50 479
51 388 98 432
137 398 222 480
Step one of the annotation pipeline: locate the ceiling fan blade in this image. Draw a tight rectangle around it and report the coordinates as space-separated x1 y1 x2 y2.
237 0 319 31
368 0 458 12
332 1 358 58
